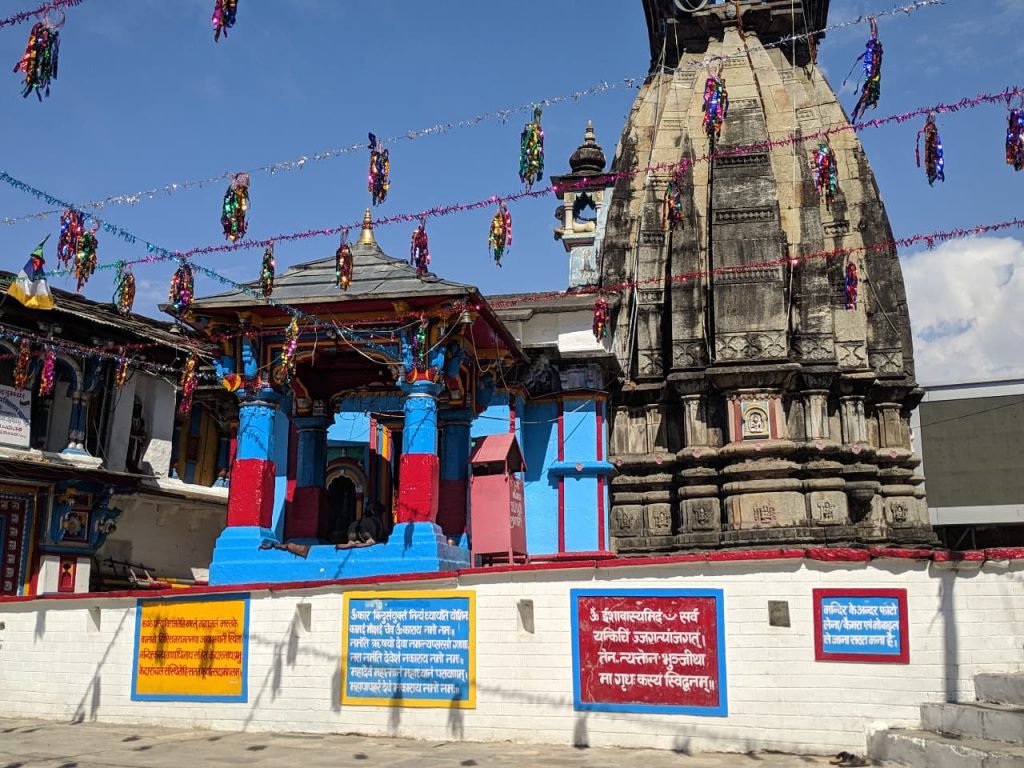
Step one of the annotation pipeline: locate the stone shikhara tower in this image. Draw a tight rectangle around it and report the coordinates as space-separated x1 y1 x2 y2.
602 0 933 551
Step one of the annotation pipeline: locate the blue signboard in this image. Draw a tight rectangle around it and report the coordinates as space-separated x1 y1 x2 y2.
813 589 909 663
341 590 475 708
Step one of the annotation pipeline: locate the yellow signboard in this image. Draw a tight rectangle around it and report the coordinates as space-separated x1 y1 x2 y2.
132 594 249 702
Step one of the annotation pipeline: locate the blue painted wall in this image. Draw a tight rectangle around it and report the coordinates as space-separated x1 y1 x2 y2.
522 400 559 555
329 411 370 443
562 398 598 552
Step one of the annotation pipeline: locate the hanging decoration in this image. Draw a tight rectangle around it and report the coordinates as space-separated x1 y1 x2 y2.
407 316 429 376
812 141 840 209
279 317 299 382
220 172 249 242
57 209 83 269
259 243 275 297
410 218 430 277
113 261 135 314
488 202 512 266
702 59 729 141
592 295 610 341
368 133 390 206
848 17 882 122
38 348 55 396
179 355 198 413
211 0 237 42
662 165 686 230
916 112 945 186
73 224 98 292
114 353 129 389
13 12 61 100
335 232 353 291
168 260 195 314
845 259 859 309
1006 101 1024 172
13 338 32 391
519 107 545 187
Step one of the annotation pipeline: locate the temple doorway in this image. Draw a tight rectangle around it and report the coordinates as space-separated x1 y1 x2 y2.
325 475 358 544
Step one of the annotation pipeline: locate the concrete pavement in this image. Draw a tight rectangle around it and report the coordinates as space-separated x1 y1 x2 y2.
0 718 866 767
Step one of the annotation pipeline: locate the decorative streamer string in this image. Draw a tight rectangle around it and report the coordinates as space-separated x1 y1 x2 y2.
0 0 944 223
0 0 82 30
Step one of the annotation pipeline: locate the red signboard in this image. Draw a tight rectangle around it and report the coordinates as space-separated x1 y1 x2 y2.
572 589 727 715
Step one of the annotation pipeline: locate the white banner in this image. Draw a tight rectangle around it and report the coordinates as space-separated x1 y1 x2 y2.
0 384 32 448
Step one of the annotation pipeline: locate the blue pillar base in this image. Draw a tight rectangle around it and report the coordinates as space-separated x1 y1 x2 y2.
208 523 471 586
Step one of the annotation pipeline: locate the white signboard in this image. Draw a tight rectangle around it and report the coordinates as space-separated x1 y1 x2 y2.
0 384 32 448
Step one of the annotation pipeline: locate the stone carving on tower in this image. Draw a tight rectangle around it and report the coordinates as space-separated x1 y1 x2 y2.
602 0 933 552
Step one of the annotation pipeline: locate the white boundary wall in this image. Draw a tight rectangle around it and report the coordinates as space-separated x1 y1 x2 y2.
0 557 1022 755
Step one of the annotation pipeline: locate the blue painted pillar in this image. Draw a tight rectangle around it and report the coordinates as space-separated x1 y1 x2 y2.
396 379 441 524
438 408 472 537
287 414 330 541
226 391 284 531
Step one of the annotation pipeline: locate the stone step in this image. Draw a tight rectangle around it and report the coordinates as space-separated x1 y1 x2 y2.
922 702 1024 745
977 674 1024 706
869 728 1024 768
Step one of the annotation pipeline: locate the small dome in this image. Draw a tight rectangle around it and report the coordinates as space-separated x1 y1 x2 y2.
568 121 606 176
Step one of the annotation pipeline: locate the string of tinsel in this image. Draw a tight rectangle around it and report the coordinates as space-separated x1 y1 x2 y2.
812 142 839 209
488 202 512 266
335 232 353 291
179 356 198 413
13 20 59 100
113 261 135 314
916 113 945 186
0 0 84 31
410 219 430 277
168 260 195 314
114 354 129 388
13 339 32 391
279 317 299 381
592 296 610 341
848 18 882 122
702 66 728 140
662 166 686 230
211 0 237 42
845 260 859 309
57 209 83 269
368 133 390 206
1 1 944 223
519 107 544 187
411 318 429 370
259 243 275 297
221 172 249 242
1006 106 1024 172
38 348 55 396
74 228 97 291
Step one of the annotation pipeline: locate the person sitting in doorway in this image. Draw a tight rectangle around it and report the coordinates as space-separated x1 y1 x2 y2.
336 501 387 549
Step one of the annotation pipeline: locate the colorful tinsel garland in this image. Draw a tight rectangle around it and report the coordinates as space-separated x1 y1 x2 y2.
845 260 859 309
13 19 59 100
662 166 686 230
848 17 883 122
259 243 275 297
410 219 430 277
221 172 249 242
168 260 195 314
592 296 610 341
279 317 299 382
13 339 32 391
114 353 129 389
114 261 135 314
38 348 55 396
812 142 839 209
179 355 198 413
368 133 390 206
74 227 97 292
519 107 545 187
702 60 729 141
212 0 237 42
1006 106 1024 172
335 233 353 291
916 112 945 186
488 202 512 266
57 209 83 269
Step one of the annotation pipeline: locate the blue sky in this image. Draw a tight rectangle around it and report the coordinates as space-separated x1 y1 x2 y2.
0 0 1021 382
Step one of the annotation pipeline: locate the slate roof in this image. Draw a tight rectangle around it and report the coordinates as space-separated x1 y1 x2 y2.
190 239 476 309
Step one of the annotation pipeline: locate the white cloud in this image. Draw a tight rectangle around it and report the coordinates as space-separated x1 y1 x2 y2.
902 235 1024 385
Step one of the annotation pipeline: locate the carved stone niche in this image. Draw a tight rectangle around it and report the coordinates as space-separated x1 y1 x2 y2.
727 492 807 529
610 505 644 537
646 504 674 536
807 491 848 526
681 498 721 532
725 392 787 443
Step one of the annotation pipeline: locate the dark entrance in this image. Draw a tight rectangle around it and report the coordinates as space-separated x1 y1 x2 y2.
324 476 357 544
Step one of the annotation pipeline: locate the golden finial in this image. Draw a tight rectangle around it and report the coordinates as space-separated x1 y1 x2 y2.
359 208 376 245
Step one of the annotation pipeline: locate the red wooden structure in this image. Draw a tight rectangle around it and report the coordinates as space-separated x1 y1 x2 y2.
469 433 527 565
